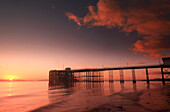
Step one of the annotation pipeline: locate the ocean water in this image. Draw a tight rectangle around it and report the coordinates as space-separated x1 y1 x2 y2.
0 81 168 112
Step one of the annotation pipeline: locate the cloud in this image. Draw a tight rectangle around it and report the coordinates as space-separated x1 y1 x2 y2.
127 61 133 65
65 12 81 26
66 0 170 59
135 62 145 65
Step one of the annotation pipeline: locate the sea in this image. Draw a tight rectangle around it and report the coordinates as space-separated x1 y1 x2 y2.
0 81 169 112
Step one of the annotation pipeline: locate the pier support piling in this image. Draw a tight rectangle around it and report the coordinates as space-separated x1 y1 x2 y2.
146 68 149 84
92 71 94 82
161 67 165 85
86 72 87 82
119 70 124 83
132 69 136 83
99 71 101 82
109 70 113 82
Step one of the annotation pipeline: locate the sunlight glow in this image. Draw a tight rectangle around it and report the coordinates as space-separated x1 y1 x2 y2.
6 75 17 81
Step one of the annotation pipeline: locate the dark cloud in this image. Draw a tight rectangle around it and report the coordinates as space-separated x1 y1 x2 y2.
66 0 170 59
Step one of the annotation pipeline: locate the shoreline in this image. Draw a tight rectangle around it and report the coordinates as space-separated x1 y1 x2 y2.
30 82 170 112
85 84 170 112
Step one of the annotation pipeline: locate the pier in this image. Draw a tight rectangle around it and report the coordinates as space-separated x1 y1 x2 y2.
49 57 170 85
49 64 170 85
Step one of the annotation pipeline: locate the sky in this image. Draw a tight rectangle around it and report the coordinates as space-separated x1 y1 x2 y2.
0 0 169 80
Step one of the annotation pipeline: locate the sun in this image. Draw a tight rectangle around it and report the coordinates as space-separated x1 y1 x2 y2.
7 75 17 81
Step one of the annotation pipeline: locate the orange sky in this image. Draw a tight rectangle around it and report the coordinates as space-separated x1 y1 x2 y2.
0 0 169 80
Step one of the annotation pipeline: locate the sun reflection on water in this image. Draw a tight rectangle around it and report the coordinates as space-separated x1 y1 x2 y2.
8 82 13 96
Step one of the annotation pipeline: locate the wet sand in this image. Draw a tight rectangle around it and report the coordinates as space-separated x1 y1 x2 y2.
30 82 170 112
85 84 170 112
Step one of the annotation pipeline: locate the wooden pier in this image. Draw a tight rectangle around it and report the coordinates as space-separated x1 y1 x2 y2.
49 64 170 85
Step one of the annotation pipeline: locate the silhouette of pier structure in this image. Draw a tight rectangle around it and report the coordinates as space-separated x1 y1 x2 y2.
49 57 170 85
49 64 170 85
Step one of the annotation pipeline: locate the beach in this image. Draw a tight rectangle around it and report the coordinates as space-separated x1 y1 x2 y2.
30 82 170 112
86 84 170 112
